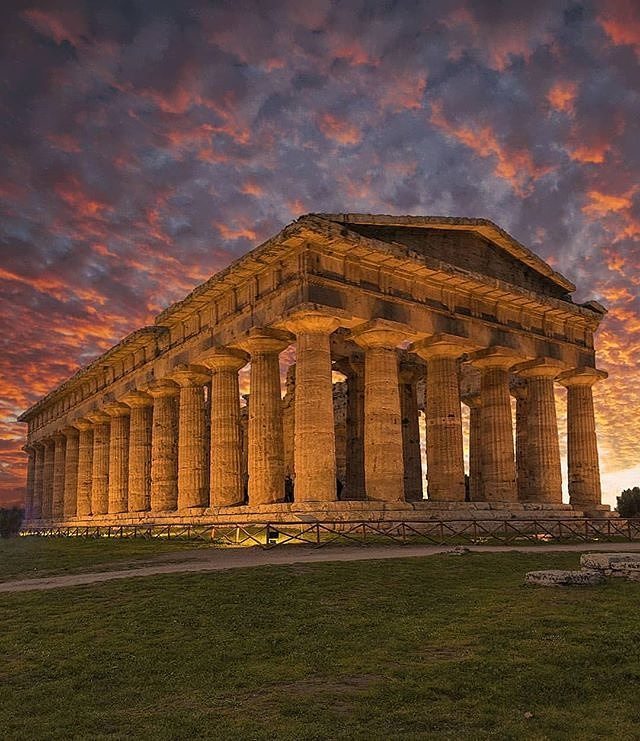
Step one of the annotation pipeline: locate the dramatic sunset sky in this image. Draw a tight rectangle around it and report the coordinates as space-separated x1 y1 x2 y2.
1 0 638 508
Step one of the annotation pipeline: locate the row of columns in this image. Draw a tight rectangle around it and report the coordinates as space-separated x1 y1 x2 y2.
23 317 606 520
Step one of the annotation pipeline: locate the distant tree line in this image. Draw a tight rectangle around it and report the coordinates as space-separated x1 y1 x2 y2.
617 487 640 518
0 507 23 538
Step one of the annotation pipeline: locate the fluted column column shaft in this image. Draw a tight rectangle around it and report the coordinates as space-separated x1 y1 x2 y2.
201 349 248 507
399 371 423 502
89 413 110 515
512 386 529 501
286 316 339 503
63 428 79 518
52 433 66 520
172 367 210 510
76 422 93 517
466 397 483 501
124 393 153 513
105 404 130 514
24 447 35 519
480 366 517 501
41 440 55 520
149 381 179 512
558 368 607 509
344 360 365 500
32 444 44 519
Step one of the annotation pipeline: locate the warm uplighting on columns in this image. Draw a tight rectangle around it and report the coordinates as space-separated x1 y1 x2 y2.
236 328 292 506
462 394 483 500
51 431 66 520
398 361 424 502
350 319 413 502
412 334 477 502
469 347 523 502
41 438 55 520
23 445 35 519
147 379 180 512
87 410 110 515
32 443 44 519
75 418 93 518
557 367 608 510
105 402 131 514
171 364 211 510
514 358 565 504
282 311 341 503
199 347 249 508
62 426 80 519
335 355 366 500
121 391 153 513
510 381 529 502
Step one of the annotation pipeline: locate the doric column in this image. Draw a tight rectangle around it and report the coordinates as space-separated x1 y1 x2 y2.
41 438 55 520
350 319 413 502
469 347 522 502
171 364 211 510
200 348 248 507
87 410 110 515
412 334 476 502
514 358 565 503
236 328 292 506
62 426 79 519
32 443 44 519
335 355 366 500
75 419 93 518
398 361 424 501
121 391 153 513
22 446 35 519
104 402 131 514
510 381 529 501
282 312 340 503
463 394 483 501
52 431 66 521
558 367 608 509
148 379 179 512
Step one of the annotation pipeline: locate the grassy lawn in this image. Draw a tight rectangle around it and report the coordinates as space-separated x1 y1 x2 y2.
1 550 640 739
0 537 208 582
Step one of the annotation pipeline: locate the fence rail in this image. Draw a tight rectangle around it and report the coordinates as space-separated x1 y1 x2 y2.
19 518 640 548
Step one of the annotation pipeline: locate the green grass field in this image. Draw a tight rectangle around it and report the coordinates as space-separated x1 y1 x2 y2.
1 541 639 740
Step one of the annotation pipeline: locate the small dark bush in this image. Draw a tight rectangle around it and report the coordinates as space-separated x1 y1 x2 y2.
0 507 24 537
616 487 640 518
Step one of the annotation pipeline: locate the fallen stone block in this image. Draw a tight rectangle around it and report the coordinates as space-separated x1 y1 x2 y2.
525 570 605 587
580 552 640 577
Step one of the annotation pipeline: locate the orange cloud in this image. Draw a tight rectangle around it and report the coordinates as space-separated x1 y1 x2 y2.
547 80 578 113
317 113 362 146
583 189 634 217
598 0 640 57
216 223 257 241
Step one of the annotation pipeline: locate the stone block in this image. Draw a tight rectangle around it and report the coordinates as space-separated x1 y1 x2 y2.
525 570 605 587
580 552 640 578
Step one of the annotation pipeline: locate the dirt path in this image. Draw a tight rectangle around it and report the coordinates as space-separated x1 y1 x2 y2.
2 541 640 593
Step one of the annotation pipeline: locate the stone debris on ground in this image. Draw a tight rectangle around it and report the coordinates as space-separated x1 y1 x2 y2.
525 569 605 587
526 552 640 586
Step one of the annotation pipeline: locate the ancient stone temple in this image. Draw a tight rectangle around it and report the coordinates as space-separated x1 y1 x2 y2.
19 214 610 525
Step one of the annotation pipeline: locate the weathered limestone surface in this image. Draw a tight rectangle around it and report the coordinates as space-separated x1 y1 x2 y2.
351 320 411 502
463 394 482 501
338 356 366 500
148 380 179 512
62 427 79 518
525 570 605 587
88 410 110 515
470 348 522 502
51 432 66 520
510 381 529 502
284 312 340 503
237 329 291 506
32 443 44 519
580 553 640 579
75 419 93 517
105 402 131 514
558 368 608 510
200 348 248 507
41 439 55 519
173 365 211 509
24 446 35 519
398 362 423 502
122 391 153 513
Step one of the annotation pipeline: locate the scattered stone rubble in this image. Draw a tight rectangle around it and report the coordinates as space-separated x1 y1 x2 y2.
526 552 640 586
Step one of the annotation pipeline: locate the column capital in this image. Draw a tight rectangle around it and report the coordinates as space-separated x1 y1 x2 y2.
170 363 211 387
350 319 413 350
468 346 527 370
61 425 79 438
86 409 110 424
146 378 180 398
199 346 249 372
104 401 131 418
557 367 608 388
513 357 566 379
22 443 34 454
235 327 293 355
52 430 66 442
462 392 481 408
279 308 342 335
334 353 365 377
509 380 529 400
410 333 479 360
398 360 425 384
73 417 94 431
120 390 153 408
